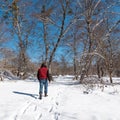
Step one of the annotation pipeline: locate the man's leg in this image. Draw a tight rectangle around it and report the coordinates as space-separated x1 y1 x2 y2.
44 80 48 97
39 80 43 99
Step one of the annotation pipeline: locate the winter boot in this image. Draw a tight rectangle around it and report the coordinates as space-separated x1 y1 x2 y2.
39 93 42 99
45 93 48 97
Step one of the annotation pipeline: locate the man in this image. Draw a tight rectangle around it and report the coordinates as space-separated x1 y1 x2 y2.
37 63 50 99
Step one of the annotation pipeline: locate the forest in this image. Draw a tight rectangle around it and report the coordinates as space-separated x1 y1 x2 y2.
0 0 120 83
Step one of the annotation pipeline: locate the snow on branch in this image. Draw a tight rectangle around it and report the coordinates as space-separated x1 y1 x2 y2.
92 19 104 32
63 18 84 37
93 0 101 11
82 51 105 59
103 20 120 41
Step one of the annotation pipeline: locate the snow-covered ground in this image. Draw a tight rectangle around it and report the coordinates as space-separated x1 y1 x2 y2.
0 76 120 120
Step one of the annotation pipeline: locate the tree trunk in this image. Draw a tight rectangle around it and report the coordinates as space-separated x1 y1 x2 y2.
48 7 66 67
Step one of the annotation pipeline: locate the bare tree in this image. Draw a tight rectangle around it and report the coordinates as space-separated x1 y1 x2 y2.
0 24 13 70
75 0 120 83
2 0 36 78
75 0 103 82
33 0 76 76
96 19 120 83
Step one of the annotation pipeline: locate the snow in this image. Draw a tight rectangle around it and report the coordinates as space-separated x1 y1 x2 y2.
0 76 120 120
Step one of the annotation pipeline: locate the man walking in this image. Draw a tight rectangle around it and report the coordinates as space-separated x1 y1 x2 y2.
37 62 50 99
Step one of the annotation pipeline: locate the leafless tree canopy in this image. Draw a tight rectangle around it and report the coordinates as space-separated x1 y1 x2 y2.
0 0 120 82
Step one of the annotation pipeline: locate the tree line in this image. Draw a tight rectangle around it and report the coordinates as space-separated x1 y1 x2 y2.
0 0 120 83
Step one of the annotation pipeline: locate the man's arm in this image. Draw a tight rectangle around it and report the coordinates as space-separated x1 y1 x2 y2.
47 70 51 82
37 70 39 80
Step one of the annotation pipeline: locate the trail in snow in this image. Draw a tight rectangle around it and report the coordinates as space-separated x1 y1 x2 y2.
0 77 68 120
0 76 120 120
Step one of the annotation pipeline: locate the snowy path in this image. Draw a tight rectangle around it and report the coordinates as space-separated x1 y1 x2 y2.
0 78 67 120
0 76 120 120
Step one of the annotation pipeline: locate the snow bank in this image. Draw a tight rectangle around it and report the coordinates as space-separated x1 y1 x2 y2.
0 70 18 81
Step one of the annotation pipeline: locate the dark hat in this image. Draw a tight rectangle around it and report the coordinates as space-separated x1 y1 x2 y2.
41 62 47 68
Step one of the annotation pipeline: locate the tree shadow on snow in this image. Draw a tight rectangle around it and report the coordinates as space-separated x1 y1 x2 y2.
13 91 38 99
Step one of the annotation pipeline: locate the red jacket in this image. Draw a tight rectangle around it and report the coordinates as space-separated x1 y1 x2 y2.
37 67 49 80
